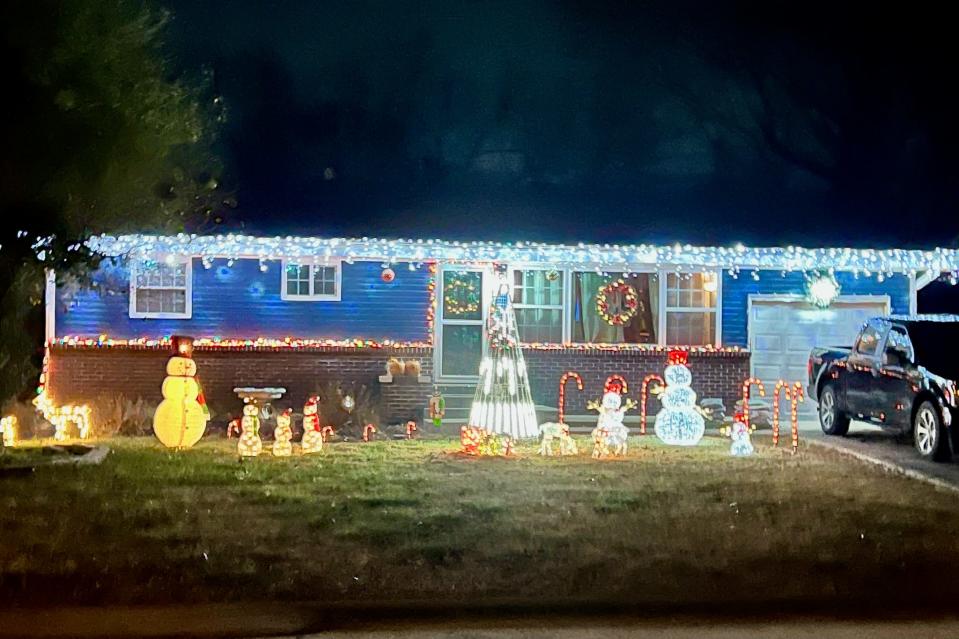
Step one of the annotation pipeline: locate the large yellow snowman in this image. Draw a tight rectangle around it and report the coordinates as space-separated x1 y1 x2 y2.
153 337 209 448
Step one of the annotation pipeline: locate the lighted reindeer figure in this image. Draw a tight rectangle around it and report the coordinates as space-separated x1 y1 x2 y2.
538 422 578 456
557 371 583 425
640 373 665 435
741 378 767 432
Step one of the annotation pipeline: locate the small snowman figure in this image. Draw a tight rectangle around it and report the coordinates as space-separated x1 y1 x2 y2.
588 380 635 457
301 396 324 453
272 408 293 457
654 350 706 446
237 401 262 457
729 420 754 457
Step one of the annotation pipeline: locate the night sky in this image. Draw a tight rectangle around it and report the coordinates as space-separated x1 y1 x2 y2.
165 1 959 248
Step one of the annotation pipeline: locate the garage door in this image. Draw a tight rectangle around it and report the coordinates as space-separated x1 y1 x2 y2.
748 296 889 413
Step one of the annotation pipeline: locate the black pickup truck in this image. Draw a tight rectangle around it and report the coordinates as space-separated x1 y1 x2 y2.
808 315 959 461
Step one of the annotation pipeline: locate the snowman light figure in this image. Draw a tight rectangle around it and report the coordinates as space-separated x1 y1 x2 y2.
272 408 293 457
301 396 324 453
729 420 754 457
237 401 262 457
153 335 209 448
588 380 636 457
654 350 706 446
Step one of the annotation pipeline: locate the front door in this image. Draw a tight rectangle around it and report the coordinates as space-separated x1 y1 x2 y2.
437 267 487 379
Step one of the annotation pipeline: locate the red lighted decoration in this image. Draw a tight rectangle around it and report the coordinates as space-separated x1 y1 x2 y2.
604 374 628 394
741 378 766 432
321 425 335 442
226 418 241 439
640 373 665 435
460 425 483 455
558 371 584 424
667 349 689 366
406 420 417 439
772 380 791 447
363 424 377 442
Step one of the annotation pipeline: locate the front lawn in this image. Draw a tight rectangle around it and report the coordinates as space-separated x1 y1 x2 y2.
1 436 957 612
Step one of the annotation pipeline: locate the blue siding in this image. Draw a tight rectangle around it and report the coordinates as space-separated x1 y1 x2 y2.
56 258 430 341
721 271 911 347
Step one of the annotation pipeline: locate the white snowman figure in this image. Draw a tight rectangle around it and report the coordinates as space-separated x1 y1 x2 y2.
729 420 754 457
301 396 324 454
153 336 209 448
588 381 635 457
654 351 705 446
272 408 293 457
237 402 263 457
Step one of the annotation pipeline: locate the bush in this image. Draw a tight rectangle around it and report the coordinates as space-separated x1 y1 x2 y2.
312 381 382 439
89 394 157 437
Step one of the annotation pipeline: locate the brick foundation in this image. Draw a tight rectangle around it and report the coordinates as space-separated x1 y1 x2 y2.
47 345 433 424
47 345 749 425
524 349 750 417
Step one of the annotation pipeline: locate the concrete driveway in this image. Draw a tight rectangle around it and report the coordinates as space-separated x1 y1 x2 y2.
801 418 959 492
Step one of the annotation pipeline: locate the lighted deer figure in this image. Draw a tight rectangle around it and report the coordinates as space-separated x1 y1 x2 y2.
640 373 665 435
741 378 767 431
557 371 583 424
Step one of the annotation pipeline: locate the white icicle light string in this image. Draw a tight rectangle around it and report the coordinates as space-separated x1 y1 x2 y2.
86 234 959 275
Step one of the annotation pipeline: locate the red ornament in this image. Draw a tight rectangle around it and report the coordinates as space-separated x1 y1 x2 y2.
381 267 396 283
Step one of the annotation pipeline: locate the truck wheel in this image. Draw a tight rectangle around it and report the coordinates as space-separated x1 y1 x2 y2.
913 401 951 462
819 384 850 436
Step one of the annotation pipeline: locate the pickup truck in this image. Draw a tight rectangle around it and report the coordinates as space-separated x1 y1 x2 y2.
808 315 959 461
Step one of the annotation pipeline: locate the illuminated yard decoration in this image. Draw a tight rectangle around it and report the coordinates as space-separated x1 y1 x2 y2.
588 381 636 457
237 402 263 457
428 387 445 426
363 423 377 442
405 421 417 439
789 382 804 453
557 371 583 424
32 347 94 442
772 380 791 447
152 337 208 448
1 416 17 447
740 378 767 432
538 422 577 456
321 425 335 442
460 425 513 456
640 374 665 435
272 409 293 457
604 374 629 394
301 397 324 453
467 272 538 439
654 350 705 446
729 420 754 456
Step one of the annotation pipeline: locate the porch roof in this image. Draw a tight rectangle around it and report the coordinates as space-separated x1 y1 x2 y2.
87 233 959 275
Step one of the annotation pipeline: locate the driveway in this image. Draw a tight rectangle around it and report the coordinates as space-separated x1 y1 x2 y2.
802 419 959 492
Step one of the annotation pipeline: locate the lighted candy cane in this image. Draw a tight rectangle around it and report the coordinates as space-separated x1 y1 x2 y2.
557 371 584 424
604 374 628 393
741 378 766 432
771 379 792 447
321 425 335 442
640 374 665 435
406 421 417 439
790 382 804 454
363 424 377 442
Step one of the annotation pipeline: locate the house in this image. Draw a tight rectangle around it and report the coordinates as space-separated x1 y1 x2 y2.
42 234 958 425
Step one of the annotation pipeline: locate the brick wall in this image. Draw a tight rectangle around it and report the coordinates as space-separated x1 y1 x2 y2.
524 349 750 416
47 345 750 424
47 346 433 424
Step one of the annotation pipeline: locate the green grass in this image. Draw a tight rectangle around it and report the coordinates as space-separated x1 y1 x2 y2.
1 435 957 610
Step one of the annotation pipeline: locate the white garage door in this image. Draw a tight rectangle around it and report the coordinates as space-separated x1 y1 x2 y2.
748 296 890 413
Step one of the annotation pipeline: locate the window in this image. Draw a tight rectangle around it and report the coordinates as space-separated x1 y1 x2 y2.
664 272 717 346
129 258 192 319
856 324 882 355
281 260 341 301
570 272 659 344
885 327 914 363
512 269 564 342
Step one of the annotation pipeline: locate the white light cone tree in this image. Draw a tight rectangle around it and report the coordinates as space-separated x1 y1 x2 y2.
467 274 539 439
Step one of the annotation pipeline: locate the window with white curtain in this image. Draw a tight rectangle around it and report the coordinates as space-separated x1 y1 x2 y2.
512 269 564 342
664 272 717 345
